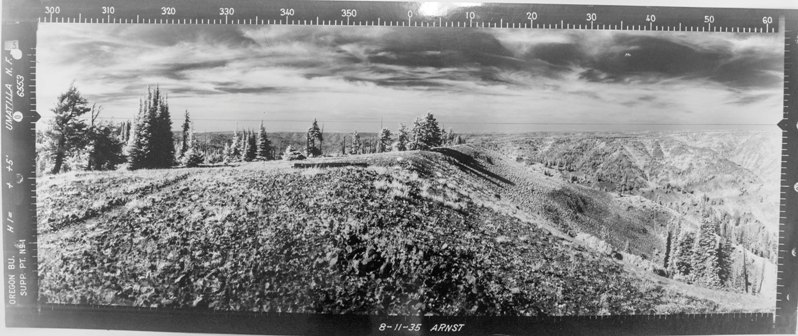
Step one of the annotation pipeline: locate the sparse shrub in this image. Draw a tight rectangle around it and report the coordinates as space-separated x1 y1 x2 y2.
283 145 306 161
181 148 204 167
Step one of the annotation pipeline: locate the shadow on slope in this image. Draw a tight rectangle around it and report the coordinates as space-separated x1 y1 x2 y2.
431 147 515 187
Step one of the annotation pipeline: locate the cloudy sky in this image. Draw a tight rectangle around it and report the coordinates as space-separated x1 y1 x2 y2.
37 24 783 133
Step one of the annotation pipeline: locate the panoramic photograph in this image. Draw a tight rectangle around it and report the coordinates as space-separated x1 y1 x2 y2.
34 23 782 315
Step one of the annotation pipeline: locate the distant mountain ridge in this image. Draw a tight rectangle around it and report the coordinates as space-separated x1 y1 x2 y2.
469 130 780 263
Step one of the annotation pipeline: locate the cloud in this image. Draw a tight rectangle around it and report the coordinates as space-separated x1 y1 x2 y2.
36 24 783 132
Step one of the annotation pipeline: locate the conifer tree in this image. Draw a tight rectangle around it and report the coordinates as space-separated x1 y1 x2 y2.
397 123 409 151
409 113 443 150
241 130 251 161
350 131 362 155
126 86 174 170
256 121 272 160
127 98 152 170
222 142 232 163
117 120 131 143
229 130 241 162
410 117 425 150
670 230 696 282
740 231 750 293
307 119 323 157
716 240 733 288
664 230 674 270
179 110 191 159
692 220 723 287
45 84 92 174
245 130 257 161
238 130 248 158
150 87 174 168
377 128 392 153
86 107 125 171
422 112 442 148
181 121 204 167
125 120 131 142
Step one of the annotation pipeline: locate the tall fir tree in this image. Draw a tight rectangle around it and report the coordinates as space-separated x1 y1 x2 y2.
181 120 204 167
716 240 734 288
126 86 174 170
241 130 252 161
664 230 674 270
739 231 750 293
86 104 124 171
396 123 409 151
256 121 272 160
245 130 257 161
306 119 323 157
150 86 174 168
229 130 241 162
350 131 362 155
45 84 92 174
222 142 232 163
124 120 131 142
239 130 249 158
377 128 392 153
127 98 152 170
422 112 442 148
410 117 425 150
691 219 723 288
179 110 191 159
670 230 696 282
117 120 131 143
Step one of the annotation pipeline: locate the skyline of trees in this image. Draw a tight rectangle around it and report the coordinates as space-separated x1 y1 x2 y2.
40 85 466 174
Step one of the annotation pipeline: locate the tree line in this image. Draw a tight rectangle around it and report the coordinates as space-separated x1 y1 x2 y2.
42 84 125 174
661 216 757 292
39 85 466 173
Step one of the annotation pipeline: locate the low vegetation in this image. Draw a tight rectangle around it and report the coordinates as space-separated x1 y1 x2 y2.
38 147 769 314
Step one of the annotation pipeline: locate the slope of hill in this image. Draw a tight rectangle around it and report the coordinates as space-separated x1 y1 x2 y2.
37 145 772 315
469 130 780 262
